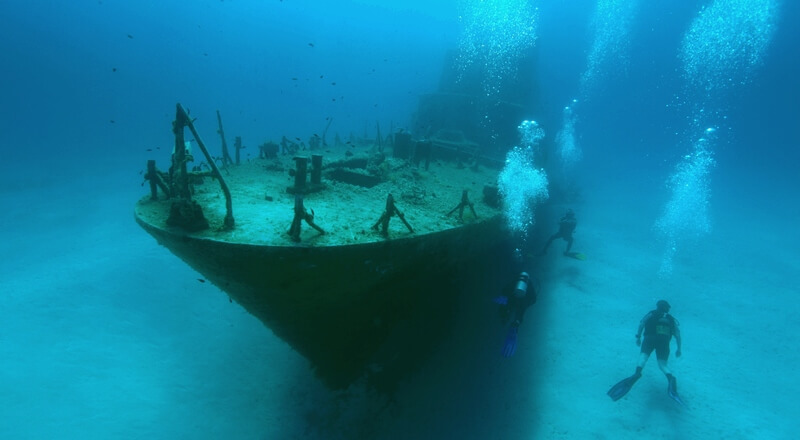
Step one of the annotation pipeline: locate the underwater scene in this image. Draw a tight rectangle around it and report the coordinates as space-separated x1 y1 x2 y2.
1 0 798 438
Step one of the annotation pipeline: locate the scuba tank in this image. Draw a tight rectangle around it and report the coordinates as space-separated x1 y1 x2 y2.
513 272 530 298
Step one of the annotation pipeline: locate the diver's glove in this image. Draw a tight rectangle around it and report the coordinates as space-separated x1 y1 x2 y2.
492 295 508 305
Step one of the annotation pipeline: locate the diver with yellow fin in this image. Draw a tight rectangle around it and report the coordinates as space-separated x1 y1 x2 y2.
608 300 684 405
541 209 584 259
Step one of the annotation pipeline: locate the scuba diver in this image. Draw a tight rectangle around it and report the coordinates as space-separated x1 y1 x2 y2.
608 300 684 405
541 209 577 256
494 272 537 357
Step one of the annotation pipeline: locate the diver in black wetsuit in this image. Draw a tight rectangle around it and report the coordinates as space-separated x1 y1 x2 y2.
608 300 684 404
506 272 537 328
496 272 538 357
541 209 577 255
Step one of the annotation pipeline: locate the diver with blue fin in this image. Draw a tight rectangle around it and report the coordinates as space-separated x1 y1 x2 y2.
494 272 537 357
608 300 684 405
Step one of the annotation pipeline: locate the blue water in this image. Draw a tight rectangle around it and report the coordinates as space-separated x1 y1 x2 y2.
1 1 798 438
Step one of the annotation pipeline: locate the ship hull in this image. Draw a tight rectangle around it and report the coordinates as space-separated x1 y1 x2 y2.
136 210 506 389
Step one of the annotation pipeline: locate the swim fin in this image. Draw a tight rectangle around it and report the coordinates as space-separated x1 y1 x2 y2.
565 252 586 260
502 326 518 358
607 368 642 401
667 374 685 406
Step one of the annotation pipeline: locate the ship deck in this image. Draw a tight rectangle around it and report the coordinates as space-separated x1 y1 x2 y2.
135 145 502 246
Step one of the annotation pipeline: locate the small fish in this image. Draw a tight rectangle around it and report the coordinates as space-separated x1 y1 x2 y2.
112 67 117 72
313 134 319 137
146 148 152 151
203 52 208 56
331 82 336 86
127 34 133 39
197 278 206 283
291 77 298 80
110 120 115 123
308 42 314 47
295 137 301 141
332 98 336 101
319 75 323 79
